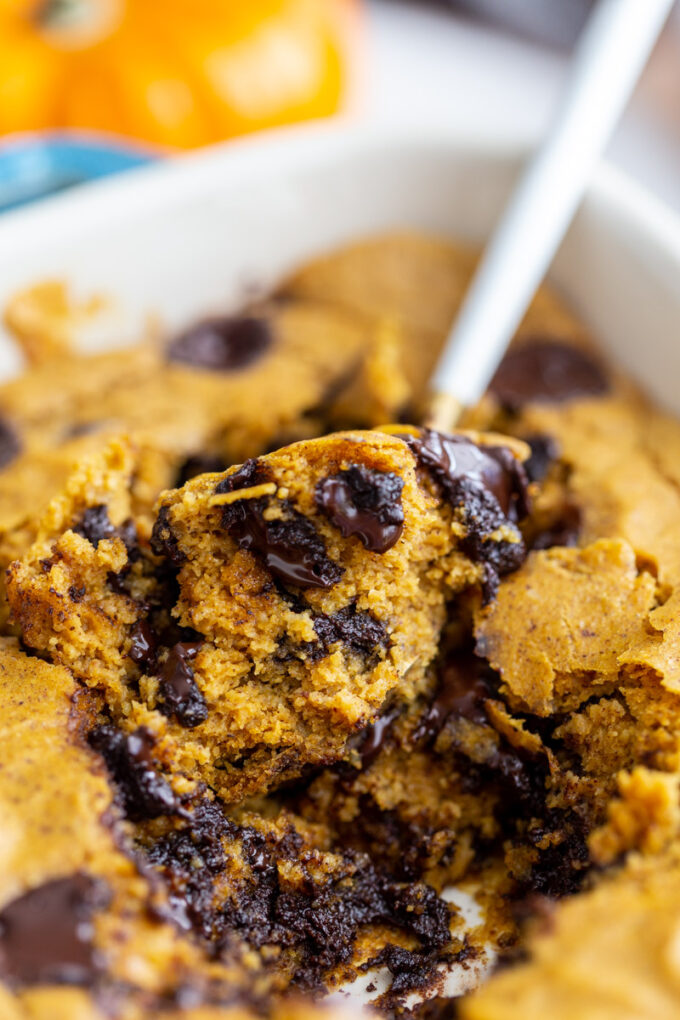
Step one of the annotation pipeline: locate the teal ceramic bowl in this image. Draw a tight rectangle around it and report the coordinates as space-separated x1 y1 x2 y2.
0 133 156 213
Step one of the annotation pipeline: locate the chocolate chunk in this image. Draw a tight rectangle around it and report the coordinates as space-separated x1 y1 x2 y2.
468 522 526 603
313 604 388 660
356 704 402 770
531 504 581 550
74 504 116 547
217 461 343 590
402 429 529 520
519 816 590 898
146 799 236 939
316 464 404 553
215 457 270 493
366 942 443 999
128 620 157 668
75 505 138 556
176 453 228 486
0 418 21 471
167 316 273 372
489 338 609 408
89 725 179 820
158 642 208 729
0 874 109 987
145 795 453 993
524 433 560 483
151 503 185 566
413 654 497 745
490 747 547 814
402 429 529 600
117 518 139 557
223 502 343 589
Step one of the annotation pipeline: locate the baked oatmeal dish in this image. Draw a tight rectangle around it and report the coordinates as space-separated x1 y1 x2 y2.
2 233 680 1019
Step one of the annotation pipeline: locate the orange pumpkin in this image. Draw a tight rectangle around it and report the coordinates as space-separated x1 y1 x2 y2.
0 0 361 148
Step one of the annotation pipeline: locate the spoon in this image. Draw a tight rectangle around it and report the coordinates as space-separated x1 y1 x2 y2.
429 0 676 430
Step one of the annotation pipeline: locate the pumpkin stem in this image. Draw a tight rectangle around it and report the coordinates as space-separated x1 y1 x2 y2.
34 0 120 47
36 0 86 29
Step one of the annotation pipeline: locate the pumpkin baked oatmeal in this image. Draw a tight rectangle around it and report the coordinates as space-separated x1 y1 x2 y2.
2 232 680 1019
6 424 529 802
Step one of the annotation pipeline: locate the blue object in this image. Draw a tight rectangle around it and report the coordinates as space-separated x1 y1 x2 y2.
0 134 157 213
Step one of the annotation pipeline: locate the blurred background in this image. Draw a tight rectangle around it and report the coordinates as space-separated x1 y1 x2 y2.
1 0 679 212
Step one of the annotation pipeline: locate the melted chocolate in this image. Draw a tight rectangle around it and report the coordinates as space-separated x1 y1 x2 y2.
524 433 560 483
167 316 272 372
357 704 402 770
89 725 179 821
128 620 157 668
0 874 109 987
315 464 404 553
489 338 609 408
413 654 495 745
159 641 208 729
216 460 343 590
0 418 21 471
531 503 581 550
146 797 451 991
402 429 529 600
402 429 529 520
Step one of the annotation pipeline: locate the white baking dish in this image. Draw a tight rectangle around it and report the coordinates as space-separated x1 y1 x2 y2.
0 123 679 1005
0 123 678 409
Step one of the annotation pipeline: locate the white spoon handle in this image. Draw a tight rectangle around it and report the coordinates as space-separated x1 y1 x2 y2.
432 0 675 409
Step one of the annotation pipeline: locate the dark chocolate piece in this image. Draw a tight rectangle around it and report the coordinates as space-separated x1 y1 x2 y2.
158 642 208 729
117 518 139 557
312 604 388 661
89 725 179 821
75 505 138 556
74 504 116 547
402 429 529 600
0 418 21 471
217 460 342 590
316 464 404 553
151 504 185 566
167 316 272 372
146 797 451 990
128 620 157 668
356 704 402 770
402 429 529 520
531 504 581 550
518 815 590 899
413 654 496 745
524 433 560 483
216 457 269 491
489 338 608 408
176 453 228 486
0 874 108 987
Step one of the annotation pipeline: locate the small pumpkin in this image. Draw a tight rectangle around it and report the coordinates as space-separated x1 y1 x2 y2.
0 0 361 148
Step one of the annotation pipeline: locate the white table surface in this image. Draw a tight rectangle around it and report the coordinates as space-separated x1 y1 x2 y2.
363 0 680 213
